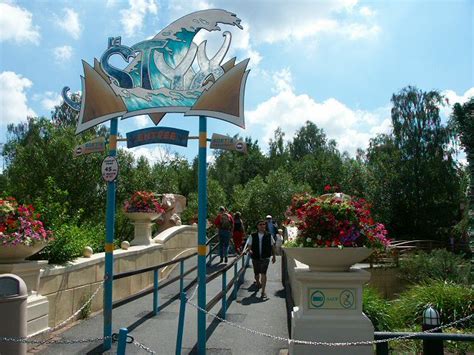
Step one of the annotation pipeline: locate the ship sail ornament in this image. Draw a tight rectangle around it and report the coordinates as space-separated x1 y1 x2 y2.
62 9 250 134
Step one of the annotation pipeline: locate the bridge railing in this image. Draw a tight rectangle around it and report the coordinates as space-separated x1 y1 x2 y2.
112 233 220 311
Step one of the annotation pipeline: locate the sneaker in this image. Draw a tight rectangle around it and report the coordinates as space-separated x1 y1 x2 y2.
219 258 223 263
260 292 267 299
224 257 228 263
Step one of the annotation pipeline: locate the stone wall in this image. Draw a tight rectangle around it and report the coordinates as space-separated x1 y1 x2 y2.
39 225 197 327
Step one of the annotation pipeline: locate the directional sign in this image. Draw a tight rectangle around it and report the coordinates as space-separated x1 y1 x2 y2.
126 127 189 148
101 156 119 182
209 133 247 153
74 137 106 157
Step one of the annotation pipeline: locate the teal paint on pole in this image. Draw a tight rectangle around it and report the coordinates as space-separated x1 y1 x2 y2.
117 328 129 355
103 118 118 351
197 115 207 355
153 269 159 315
175 292 187 355
180 260 184 294
221 269 227 319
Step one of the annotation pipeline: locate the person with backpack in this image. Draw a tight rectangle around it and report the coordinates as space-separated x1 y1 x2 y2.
214 206 234 263
232 212 246 253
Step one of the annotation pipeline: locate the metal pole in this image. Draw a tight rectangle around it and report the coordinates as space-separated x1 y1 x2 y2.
197 115 208 355
180 260 184 294
117 327 129 355
176 292 188 355
233 263 238 299
153 269 159 315
222 269 227 319
103 117 118 350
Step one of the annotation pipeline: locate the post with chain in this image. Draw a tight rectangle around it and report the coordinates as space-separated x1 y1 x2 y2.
117 328 129 355
221 269 227 319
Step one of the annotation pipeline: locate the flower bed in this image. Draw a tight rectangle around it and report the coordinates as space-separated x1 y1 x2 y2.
285 191 390 250
124 191 165 214
0 197 53 247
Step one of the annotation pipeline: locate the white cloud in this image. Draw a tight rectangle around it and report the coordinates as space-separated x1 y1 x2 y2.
0 71 36 125
440 87 474 119
0 2 40 44
128 145 173 165
360 6 375 17
246 69 391 155
120 0 158 37
33 91 62 111
53 45 73 62
56 8 82 40
134 115 151 128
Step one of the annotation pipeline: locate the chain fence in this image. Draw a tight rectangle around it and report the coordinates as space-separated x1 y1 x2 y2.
186 295 473 348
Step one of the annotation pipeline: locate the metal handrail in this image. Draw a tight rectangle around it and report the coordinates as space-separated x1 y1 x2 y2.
113 233 218 281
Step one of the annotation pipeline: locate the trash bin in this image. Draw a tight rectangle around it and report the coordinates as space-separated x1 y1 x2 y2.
0 274 28 355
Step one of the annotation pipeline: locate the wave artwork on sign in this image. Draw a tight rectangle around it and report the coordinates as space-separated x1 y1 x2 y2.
62 9 250 134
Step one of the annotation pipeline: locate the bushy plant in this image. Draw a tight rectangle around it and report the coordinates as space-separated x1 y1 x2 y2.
124 191 165 213
362 287 393 331
36 222 105 264
285 192 390 249
0 197 53 246
390 281 473 330
398 249 472 285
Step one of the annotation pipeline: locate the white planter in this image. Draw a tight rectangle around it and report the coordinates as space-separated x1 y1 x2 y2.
283 246 373 272
125 212 160 246
0 243 47 264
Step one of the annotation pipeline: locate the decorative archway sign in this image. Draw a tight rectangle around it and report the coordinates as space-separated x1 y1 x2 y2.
63 9 249 353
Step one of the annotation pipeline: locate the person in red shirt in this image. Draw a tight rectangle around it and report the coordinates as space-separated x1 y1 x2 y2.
214 206 234 263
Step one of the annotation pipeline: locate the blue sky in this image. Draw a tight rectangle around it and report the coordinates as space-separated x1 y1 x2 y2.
1 0 473 166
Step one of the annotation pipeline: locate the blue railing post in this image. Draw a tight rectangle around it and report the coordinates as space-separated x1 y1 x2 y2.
180 260 184 294
175 292 187 355
153 269 159 315
117 328 129 355
233 263 238 299
222 269 227 319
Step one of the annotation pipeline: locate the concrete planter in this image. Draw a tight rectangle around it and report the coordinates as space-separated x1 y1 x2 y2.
283 246 373 272
125 212 161 246
0 243 46 264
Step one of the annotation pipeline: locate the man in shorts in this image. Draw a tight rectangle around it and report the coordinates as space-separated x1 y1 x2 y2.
243 220 276 299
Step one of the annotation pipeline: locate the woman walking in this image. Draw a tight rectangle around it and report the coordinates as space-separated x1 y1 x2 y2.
232 212 245 253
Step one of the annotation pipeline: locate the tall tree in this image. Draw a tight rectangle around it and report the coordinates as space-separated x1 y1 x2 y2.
449 97 474 248
389 86 461 240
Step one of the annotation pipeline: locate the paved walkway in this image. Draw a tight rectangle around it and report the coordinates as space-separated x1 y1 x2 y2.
30 255 289 354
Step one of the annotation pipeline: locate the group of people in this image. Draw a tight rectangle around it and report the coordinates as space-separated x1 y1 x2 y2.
213 207 285 299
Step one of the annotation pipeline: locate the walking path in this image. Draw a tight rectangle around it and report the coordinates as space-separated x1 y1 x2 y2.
30 255 289 354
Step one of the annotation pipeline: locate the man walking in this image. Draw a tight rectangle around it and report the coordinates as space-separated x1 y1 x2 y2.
214 206 233 263
244 220 276 299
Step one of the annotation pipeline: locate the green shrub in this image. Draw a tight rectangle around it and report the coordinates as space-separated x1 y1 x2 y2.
35 222 105 264
390 281 474 330
362 287 393 331
398 249 472 285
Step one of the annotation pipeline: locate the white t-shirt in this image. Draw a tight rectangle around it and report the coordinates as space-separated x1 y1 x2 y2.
245 232 275 256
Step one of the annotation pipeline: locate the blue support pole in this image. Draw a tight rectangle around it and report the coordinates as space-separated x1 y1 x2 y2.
233 263 238 299
197 115 207 355
103 118 118 350
221 269 227 319
153 269 159 315
117 328 129 355
175 292 188 355
180 260 184 294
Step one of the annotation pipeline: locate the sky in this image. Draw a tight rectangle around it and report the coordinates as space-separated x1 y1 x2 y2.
0 0 473 167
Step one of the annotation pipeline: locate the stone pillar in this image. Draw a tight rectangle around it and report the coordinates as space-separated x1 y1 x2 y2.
0 261 50 336
290 267 373 355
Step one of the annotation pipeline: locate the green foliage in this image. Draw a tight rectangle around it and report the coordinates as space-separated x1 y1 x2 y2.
36 221 105 264
390 281 474 329
398 249 472 285
362 287 393 331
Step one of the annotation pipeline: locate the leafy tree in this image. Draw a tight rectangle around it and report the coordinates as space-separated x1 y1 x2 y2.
449 98 474 246
289 121 327 160
388 86 461 240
